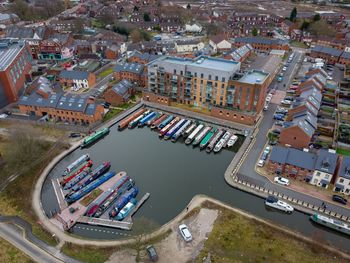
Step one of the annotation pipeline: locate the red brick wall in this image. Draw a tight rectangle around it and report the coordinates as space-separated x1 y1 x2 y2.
211 107 257 125
104 88 125 106
279 126 311 149
142 91 170 106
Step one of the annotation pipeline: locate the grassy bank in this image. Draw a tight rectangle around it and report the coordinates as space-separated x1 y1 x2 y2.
103 108 123 122
62 244 114 263
196 207 349 263
0 237 34 263
337 147 350 156
0 125 69 246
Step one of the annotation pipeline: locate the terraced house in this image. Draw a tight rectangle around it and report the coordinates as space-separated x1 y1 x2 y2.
144 56 272 125
334 156 350 195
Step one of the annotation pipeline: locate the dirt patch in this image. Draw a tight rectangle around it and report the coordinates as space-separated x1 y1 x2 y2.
107 208 218 263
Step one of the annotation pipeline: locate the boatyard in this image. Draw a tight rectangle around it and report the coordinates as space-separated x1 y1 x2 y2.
118 107 242 154
50 154 150 231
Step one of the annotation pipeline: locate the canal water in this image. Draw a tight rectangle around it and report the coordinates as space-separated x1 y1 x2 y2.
41 125 350 252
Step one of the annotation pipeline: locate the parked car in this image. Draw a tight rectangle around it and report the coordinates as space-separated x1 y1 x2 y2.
269 140 278 146
277 76 283 82
261 152 268 160
272 129 281 134
0 113 8 119
332 195 347 205
3 110 11 115
282 66 287 71
284 96 294 101
281 100 292 105
273 114 285 121
146 245 158 261
257 159 265 167
286 89 296 94
275 121 284 126
277 107 288 113
264 146 271 154
179 224 192 242
274 176 290 186
69 132 81 138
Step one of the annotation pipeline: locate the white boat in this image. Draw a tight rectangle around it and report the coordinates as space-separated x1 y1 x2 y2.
310 213 350 235
265 196 294 213
213 131 230 153
227 135 238 147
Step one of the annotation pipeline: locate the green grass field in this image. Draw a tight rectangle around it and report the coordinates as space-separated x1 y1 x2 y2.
0 237 34 263
196 207 349 263
337 147 350 156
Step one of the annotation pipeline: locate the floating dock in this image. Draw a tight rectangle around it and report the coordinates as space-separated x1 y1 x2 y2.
128 192 151 219
77 216 133 230
52 178 68 211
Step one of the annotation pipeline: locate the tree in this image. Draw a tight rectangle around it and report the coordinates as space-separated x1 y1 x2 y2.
186 3 191 9
153 24 161 32
205 23 223 36
309 20 336 38
252 27 258 36
290 7 297 22
313 13 321 22
130 28 143 43
143 13 151 22
300 20 310 30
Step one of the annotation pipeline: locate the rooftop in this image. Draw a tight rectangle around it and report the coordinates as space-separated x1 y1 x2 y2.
270 146 317 170
59 70 90 80
0 39 26 71
238 70 269 84
114 62 144 74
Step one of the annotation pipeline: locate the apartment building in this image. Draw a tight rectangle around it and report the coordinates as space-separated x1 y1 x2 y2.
0 39 32 108
144 56 271 125
233 37 289 52
59 70 96 91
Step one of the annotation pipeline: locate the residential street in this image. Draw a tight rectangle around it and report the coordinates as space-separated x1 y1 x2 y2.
237 50 350 217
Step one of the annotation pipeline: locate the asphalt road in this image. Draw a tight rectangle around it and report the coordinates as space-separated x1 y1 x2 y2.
0 223 62 263
237 50 350 217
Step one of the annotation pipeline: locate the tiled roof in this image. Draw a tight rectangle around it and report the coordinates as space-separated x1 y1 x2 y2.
111 79 132 100
311 45 343 57
234 37 287 46
338 156 350 180
270 146 317 170
114 62 144 74
314 149 338 174
59 70 90 80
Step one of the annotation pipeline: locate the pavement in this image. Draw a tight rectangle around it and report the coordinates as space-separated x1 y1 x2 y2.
0 216 81 263
236 50 350 218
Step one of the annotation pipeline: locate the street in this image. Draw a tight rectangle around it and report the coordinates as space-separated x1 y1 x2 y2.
237 50 350 217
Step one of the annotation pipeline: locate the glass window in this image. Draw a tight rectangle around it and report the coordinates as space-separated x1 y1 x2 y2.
215 76 218 81
208 75 211 80
222 77 226 82
201 73 203 78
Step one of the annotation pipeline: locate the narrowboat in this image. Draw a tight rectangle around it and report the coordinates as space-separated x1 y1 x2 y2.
185 124 203 145
192 126 211 146
81 128 109 148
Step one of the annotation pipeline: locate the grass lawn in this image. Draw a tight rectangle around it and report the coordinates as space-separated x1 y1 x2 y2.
196 207 349 263
337 147 350 156
97 68 113 79
103 108 123 122
62 244 115 263
80 188 103 207
290 40 308 49
0 237 34 263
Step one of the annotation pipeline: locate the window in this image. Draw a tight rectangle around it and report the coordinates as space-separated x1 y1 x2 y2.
324 174 329 180
194 72 197 77
174 69 176 74
180 71 183 75
222 77 225 82
215 76 218 81
208 75 211 80
340 178 344 183
316 172 321 176
201 73 203 78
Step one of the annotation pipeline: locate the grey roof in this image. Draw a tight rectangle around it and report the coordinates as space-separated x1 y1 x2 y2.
270 146 317 170
341 51 350 59
59 70 89 80
314 149 338 174
311 45 342 57
234 37 287 46
296 119 315 137
111 79 132 100
269 146 289 164
0 39 26 71
6 26 46 39
131 51 160 62
18 91 98 115
294 111 317 129
300 88 322 110
48 33 70 44
114 62 144 74
338 156 350 180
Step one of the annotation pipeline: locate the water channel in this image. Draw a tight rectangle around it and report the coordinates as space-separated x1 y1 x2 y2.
41 124 350 252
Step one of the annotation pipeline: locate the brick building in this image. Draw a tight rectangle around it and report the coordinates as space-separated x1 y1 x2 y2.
233 37 289 52
38 34 74 60
114 62 146 87
0 39 32 108
18 91 104 125
59 70 96 91
104 79 134 106
310 45 342 65
144 55 273 125
268 146 317 180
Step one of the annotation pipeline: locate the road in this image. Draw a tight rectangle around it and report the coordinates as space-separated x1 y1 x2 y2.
237 50 350 217
0 223 61 263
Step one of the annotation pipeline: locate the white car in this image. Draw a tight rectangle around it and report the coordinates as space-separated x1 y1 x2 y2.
179 224 192 242
257 159 265 167
274 176 290 186
281 100 292 105
282 67 287 71
0 113 8 119
264 146 271 154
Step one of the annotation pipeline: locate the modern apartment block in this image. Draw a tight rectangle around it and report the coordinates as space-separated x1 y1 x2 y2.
143 56 271 125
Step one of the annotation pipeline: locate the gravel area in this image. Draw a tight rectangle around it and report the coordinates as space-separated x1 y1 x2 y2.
107 208 218 263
